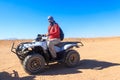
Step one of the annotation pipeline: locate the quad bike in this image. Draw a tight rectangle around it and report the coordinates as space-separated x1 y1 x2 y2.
11 34 83 74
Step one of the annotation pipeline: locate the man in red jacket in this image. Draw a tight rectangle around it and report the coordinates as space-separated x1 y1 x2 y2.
46 16 61 59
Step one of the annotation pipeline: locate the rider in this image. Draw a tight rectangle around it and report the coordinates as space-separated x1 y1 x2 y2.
46 16 61 59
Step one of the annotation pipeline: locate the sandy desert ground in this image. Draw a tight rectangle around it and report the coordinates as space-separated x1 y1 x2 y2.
0 37 120 80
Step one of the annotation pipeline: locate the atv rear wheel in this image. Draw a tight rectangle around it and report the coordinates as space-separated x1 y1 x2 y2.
23 54 45 74
64 50 80 67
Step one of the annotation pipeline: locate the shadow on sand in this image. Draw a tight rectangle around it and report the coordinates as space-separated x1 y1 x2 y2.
40 63 82 75
1 60 119 78
0 70 35 80
79 59 120 70
40 59 120 75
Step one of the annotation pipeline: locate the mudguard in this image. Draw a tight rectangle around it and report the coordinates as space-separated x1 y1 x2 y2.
54 43 79 53
21 42 47 51
63 44 78 50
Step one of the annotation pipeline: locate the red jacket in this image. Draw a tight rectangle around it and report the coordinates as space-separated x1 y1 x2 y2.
48 23 60 39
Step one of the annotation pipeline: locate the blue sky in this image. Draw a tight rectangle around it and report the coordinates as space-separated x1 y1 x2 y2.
0 0 120 39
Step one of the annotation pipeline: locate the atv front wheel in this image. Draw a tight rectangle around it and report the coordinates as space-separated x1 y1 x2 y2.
64 50 80 67
23 54 45 74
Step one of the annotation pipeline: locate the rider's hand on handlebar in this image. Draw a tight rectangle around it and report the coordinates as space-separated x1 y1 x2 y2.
45 33 49 36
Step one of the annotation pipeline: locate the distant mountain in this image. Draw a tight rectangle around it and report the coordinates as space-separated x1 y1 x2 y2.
0 38 18 40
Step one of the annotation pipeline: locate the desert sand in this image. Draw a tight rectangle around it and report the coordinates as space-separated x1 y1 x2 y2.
0 37 120 80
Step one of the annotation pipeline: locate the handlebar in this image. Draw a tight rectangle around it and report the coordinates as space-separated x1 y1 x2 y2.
37 34 47 37
35 34 47 41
